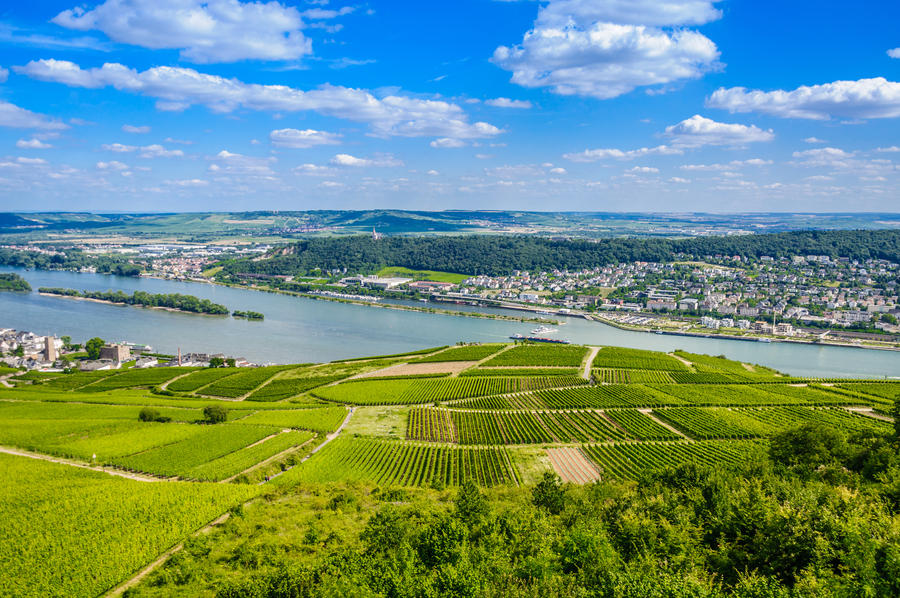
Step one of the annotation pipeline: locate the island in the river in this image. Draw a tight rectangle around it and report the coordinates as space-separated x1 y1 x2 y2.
38 287 229 315
232 310 264 320
0 273 31 292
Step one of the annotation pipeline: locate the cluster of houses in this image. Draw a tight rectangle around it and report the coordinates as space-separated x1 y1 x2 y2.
0 330 63 370
0 328 251 372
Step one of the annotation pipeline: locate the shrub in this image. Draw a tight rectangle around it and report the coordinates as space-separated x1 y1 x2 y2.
203 405 228 424
139 407 160 422
532 472 566 514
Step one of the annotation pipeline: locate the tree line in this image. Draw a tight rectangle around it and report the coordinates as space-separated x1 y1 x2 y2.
38 288 229 315
0 248 141 276
217 229 900 278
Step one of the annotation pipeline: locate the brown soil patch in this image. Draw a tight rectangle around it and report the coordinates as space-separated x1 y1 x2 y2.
547 447 601 484
354 361 477 378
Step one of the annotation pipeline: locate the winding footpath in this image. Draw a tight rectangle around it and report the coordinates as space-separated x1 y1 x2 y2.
0 446 162 482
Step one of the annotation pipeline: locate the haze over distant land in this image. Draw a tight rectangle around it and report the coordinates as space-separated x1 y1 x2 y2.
0 1 898 212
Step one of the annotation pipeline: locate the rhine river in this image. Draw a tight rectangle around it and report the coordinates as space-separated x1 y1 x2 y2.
1 267 898 378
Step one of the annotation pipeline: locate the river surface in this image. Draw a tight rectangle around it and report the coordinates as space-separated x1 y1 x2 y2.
1 267 898 378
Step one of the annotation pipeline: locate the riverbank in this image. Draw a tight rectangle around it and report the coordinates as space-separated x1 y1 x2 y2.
587 313 900 353
204 279 900 353
215 281 561 325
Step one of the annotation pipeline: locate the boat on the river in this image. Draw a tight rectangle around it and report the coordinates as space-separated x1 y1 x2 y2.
531 325 557 334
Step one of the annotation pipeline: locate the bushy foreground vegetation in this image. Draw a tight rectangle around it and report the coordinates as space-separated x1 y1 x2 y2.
129 421 900 598
0 453 255 598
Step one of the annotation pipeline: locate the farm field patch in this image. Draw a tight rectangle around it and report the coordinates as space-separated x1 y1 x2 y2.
313 375 585 405
278 436 519 487
0 453 255 598
481 344 589 367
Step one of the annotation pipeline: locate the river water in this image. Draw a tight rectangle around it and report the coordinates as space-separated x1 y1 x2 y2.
1 267 897 378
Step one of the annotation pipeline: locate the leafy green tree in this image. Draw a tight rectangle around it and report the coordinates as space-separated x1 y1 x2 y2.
532 472 566 514
203 405 228 424
85 337 105 360
139 407 160 422
455 479 488 524
769 424 849 472
208 357 225 368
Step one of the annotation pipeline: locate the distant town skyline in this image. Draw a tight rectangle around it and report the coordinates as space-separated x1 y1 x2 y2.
1 0 898 212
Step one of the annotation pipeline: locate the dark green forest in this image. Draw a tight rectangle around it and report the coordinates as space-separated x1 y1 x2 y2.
217 230 900 277
0 248 141 276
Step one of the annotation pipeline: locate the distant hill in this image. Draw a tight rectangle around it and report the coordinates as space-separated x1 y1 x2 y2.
2 210 899 239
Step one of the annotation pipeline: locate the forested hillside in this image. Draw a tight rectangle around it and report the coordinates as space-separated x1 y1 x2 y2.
219 229 900 277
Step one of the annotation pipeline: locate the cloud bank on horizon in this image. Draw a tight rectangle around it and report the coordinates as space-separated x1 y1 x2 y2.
0 0 898 212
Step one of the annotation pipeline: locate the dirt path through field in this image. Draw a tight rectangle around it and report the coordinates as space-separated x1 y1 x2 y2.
104 512 232 597
0 446 162 482
222 435 317 483
845 406 894 422
637 409 692 440
159 370 192 391
107 407 356 593
582 346 599 380
670 353 693 368
261 406 355 484
0 373 15 388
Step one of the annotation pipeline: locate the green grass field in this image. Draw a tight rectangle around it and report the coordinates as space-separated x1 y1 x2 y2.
374 266 470 284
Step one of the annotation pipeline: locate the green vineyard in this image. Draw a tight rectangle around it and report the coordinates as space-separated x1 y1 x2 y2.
413 343 504 362
582 440 760 480
591 347 690 371
481 344 589 367
313 375 585 405
166 367 246 392
407 407 631 444
200 365 297 398
280 436 519 487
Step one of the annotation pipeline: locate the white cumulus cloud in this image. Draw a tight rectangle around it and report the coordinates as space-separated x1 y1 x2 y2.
208 150 276 176
888 48 900 59
0 100 68 130
16 138 52 149
492 0 721 99
663 114 774 146
96 160 128 170
330 153 403 167
484 97 532 109
707 78 900 120
430 138 466 148
101 142 183 158
627 166 659 173
563 144 682 162
121 124 150 133
269 128 341 148
537 0 722 27
0 67 8 83
15 59 501 140
52 0 312 63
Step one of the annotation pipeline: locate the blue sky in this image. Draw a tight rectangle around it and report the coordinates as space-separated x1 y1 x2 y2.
0 0 898 212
